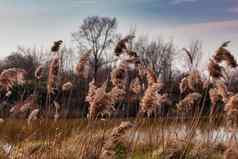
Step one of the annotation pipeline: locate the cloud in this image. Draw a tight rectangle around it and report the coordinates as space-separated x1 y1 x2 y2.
227 7 238 13
170 0 197 5
173 20 238 33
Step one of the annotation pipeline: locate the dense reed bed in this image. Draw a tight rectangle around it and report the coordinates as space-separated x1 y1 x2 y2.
0 35 238 158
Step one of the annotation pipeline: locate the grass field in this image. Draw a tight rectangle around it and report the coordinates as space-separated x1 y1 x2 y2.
0 118 233 159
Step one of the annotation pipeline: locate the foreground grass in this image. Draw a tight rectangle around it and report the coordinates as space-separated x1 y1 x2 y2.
0 118 231 159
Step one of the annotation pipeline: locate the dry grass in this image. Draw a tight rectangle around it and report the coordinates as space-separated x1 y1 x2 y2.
0 119 231 159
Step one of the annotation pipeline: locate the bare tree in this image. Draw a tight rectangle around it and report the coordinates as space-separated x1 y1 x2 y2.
134 37 176 81
183 40 203 71
72 16 117 80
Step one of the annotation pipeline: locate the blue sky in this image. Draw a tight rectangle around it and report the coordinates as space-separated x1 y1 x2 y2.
0 0 238 60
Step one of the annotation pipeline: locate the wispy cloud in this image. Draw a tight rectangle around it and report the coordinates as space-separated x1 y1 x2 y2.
170 0 197 5
174 20 238 33
227 7 238 13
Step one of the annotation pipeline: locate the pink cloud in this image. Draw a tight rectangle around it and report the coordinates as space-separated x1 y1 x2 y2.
174 20 238 33
170 0 197 5
228 7 238 13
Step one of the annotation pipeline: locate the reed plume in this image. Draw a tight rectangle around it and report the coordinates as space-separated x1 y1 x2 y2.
27 109 40 125
51 40 63 52
85 80 97 104
139 67 169 116
34 65 44 80
110 86 126 102
208 59 223 79
62 82 73 91
129 77 142 95
224 94 238 127
187 70 203 92
176 92 202 114
47 54 60 94
139 81 167 117
99 121 133 159
86 80 126 119
53 101 60 122
214 41 237 68
216 82 230 103
179 70 203 95
76 50 91 79
224 94 238 113
111 67 128 89
209 88 220 109
114 35 135 56
0 68 27 92
180 77 190 95
145 68 158 86
87 82 115 119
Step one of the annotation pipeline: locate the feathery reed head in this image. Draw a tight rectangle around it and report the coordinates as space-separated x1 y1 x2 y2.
213 42 237 68
47 54 60 94
127 50 138 58
187 70 203 93
140 79 166 116
208 59 223 79
51 40 63 52
0 68 27 91
179 77 189 95
216 82 229 103
111 67 127 89
225 94 238 113
34 65 44 80
146 68 157 86
176 92 202 114
129 77 142 95
27 109 40 125
85 80 97 103
114 35 135 56
209 88 221 107
76 50 91 79
62 81 73 91
87 82 115 120
53 100 60 122
100 121 133 159
110 86 126 102
111 121 133 137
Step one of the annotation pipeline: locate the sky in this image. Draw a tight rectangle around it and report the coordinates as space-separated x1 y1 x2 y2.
0 0 238 64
